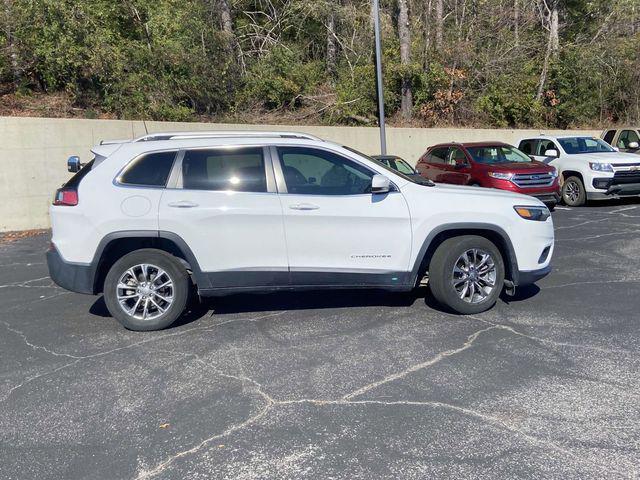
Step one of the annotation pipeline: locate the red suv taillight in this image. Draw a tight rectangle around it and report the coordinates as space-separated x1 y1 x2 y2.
53 188 78 206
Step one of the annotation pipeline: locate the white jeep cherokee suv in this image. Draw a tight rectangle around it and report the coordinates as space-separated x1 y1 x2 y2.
518 135 640 206
47 131 554 330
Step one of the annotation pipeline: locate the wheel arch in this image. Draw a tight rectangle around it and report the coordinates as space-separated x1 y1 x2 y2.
90 231 207 294
561 170 584 183
411 223 520 287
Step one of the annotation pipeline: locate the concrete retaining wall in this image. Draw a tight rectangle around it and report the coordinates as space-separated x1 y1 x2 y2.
0 116 598 232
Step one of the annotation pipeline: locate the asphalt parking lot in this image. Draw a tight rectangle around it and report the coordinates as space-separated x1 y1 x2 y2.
1 201 640 480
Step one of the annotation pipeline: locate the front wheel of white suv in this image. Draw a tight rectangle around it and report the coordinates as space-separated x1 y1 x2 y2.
428 236 505 314
103 249 191 331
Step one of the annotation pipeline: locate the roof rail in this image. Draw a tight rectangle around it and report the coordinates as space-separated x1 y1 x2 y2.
132 131 323 142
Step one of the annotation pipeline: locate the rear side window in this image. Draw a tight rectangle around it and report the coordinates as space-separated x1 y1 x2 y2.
119 151 176 187
428 147 448 164
603 130 616 145
182 147 266 192
518 140 536 155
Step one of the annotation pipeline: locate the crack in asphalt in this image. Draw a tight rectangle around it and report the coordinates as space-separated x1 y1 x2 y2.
0 311 288 403
134 322 635 479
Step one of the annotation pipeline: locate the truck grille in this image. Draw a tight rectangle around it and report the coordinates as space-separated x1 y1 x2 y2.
612 170 640 185
512 173 555 188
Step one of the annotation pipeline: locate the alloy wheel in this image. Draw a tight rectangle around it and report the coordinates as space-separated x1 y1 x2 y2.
451 249 497 304
116 263 174 320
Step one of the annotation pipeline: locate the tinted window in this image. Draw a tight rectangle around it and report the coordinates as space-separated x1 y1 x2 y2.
182 147 266 192
428 147 448 164
519 140 535 155
467 145 532 164
603 130 616 145
119 151 176 187
278 147 374 195
557 137 615 154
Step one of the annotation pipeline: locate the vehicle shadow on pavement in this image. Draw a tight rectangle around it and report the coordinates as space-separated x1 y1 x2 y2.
89 285 540 329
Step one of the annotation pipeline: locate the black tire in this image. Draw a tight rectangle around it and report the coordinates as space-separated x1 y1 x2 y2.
429 236 505 314
561 176 586 207
104 249 191 331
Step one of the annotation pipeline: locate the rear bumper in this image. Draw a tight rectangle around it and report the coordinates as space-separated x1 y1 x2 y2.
516 265 551 286
46 245 95 294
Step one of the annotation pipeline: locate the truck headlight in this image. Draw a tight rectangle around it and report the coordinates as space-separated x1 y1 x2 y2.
589 162 613 172
488 172 513 180
514 205 551 221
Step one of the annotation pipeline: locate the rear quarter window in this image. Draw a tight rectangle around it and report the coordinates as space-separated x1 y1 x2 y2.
118 151 177 187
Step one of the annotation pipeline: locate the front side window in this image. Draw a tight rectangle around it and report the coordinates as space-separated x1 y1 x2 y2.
619 130 640 148
278 147 374 195
446 147 467 166
537 140 557 156
558 137 615 154
182 147 267 192
467 145 532 164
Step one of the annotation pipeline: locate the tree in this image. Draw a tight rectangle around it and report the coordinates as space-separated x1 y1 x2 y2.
398 0 412 119
536 0 560 101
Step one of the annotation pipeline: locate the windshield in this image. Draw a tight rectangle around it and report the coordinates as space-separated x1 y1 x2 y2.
558 137 615 154
342 147 434 186
467 145 532 164
393 158 417 174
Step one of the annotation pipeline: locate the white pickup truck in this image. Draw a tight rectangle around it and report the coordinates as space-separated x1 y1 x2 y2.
518 135 640 206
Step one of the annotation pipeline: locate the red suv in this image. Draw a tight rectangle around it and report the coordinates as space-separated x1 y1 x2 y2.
416 142 560 208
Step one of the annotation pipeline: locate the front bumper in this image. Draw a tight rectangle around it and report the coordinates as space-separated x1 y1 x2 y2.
46 245 95 294
587 181 640 200
516 265 552 286
531 192 561 205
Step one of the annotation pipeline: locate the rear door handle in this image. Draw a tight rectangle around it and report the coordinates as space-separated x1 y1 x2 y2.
168 200 199 208
289 203 320 211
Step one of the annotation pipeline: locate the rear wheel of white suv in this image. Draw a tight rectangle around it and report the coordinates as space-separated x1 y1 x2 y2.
429 236 505 314
103 249 191 331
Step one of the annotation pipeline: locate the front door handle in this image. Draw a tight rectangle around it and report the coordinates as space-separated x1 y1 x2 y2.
289 203 320 211
168 200 199 208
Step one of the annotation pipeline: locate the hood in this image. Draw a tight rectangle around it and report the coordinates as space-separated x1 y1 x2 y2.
430 182 540 203
476 160 553 173
566 152 640 164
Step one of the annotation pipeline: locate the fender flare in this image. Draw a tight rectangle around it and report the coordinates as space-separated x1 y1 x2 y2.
409 222 520 286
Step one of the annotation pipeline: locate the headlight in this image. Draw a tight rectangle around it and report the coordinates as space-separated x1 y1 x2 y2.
589 162 613 172
550 168 558 178
488 172 513 180
514 205 551 222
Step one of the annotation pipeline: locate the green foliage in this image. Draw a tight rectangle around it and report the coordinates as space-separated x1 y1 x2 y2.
0 0 638 127
240 46 323 109
477 73 544 128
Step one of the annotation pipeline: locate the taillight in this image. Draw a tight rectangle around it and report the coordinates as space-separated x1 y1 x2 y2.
53 188 78 206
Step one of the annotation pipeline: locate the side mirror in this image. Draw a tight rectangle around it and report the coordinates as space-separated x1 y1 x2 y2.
613 147 620 152
544 149 559 158
371 174 391 194
628 141 639 149
67 156 82 173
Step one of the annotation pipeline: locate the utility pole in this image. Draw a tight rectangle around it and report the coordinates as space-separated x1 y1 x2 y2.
372 0 387 154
